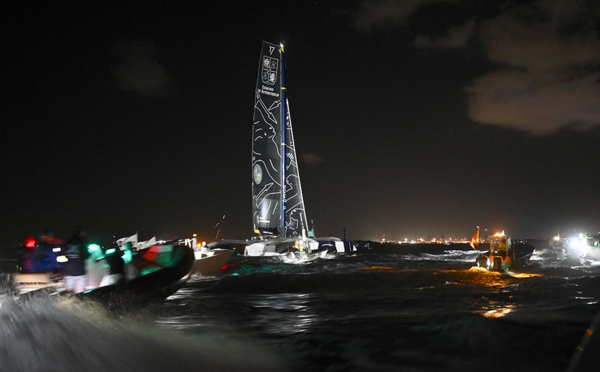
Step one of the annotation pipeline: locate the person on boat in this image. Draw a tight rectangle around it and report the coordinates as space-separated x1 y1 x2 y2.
85 241 108 289
31 230 63 273
17 235 36 272
63 226 90 293
496 237 508 258
122 242 139 280
100 240 125 286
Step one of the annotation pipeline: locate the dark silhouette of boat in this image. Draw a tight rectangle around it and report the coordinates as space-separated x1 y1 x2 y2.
16 244 195 309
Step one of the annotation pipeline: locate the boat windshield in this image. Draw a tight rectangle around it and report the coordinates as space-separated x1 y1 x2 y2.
490 237 509 256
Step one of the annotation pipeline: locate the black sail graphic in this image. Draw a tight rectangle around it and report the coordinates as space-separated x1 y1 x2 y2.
252 42 307 238
283 98 308 237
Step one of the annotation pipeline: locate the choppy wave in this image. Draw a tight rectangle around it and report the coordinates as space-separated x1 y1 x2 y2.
3 248 600 371
0 294 287 372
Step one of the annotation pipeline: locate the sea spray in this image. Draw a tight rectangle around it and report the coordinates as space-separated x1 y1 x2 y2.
0 294 288 372
2 247 600 370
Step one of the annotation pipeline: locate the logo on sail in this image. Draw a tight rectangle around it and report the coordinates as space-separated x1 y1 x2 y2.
261 56 278 85
253 164 263 184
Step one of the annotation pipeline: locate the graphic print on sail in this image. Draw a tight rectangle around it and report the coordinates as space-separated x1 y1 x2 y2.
252 42 307 238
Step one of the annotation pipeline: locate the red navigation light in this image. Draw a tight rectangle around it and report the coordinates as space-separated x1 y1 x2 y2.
24 235 36 248
220 263 236 272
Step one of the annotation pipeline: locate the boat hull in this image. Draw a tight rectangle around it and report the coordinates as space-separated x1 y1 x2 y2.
194 249 234 276
476 253 511 271
475 243 535 271
16 244 195 309
77 244 195 307
13 272 56 294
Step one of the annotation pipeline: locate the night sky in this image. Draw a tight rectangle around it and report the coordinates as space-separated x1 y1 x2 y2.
3 0 600 248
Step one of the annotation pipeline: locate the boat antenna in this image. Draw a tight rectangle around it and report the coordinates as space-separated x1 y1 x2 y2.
214 215 226 241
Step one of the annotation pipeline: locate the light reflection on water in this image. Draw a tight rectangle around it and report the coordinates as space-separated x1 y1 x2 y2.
247 293 317 336
159 290 319 337
474 300 516 319
4 248 600 371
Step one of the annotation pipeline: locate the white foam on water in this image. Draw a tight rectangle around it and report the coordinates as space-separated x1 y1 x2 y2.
0 294 288 372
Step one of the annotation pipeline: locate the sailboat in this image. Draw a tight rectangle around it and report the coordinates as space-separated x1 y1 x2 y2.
207 42 353 262
247 41 329 259
252 41 307 240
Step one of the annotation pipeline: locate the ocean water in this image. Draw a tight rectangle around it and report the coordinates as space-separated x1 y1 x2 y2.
2 245 600 371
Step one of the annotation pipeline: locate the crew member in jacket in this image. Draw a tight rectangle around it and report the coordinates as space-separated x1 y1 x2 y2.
63 226 90 293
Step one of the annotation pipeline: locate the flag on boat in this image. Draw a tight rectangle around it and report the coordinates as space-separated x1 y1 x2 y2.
138 236 156 249
469 226 480 250
117 233 138 249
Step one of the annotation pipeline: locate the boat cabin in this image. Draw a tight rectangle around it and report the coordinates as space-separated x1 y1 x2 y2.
476 232 514 271
490 234 511 258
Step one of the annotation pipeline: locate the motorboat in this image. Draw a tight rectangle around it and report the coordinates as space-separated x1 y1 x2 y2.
194 247 234 276
475 232 534 271
14 244 195 308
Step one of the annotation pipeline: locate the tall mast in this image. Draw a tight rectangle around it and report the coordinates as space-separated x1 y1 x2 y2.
279 43 287 238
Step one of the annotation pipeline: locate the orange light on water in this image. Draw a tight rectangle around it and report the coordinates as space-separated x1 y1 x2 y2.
481 305 513 319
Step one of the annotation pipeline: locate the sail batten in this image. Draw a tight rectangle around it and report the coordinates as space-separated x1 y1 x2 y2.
252 41 307 238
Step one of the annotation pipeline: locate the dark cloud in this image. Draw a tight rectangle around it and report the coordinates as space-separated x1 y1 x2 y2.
468 0 600 134
353 0 600 135
112 40 174 97
467 68 600 135
352 0 453 31
414 20 474 48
